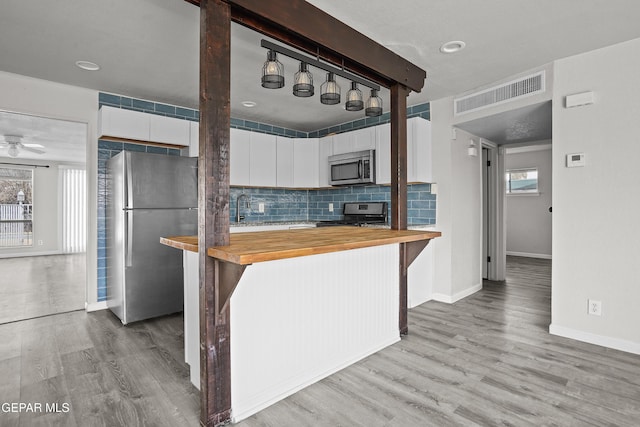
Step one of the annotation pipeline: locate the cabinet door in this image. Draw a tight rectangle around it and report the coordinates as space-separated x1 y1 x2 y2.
293 138 319 188
318 137 333 187
330 133 351 155
250 133 277 187
188 121 199 157
149 114 190 146
276 137 294 187
99 106 149 141
375 123 391 185
230 128 251 186
409 117 432 183
351 127 376 152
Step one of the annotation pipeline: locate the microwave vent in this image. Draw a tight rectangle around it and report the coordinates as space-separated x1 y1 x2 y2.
454 71 545 116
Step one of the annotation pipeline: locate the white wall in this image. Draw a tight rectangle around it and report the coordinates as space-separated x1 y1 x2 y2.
0 71 99 306
505 144 552 258
430 103 482 302
550 38 640 353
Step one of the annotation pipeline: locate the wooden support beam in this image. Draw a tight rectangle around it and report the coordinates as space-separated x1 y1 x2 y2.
398 240 431 335
390 83 410 334
184 0 426 92
390 83 409 231
198 0 232 425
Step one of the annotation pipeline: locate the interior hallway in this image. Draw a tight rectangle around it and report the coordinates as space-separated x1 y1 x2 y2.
1 256 639 426
0 254 85 324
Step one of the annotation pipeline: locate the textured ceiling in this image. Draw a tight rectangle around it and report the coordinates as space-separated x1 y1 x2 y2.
1 0 640 157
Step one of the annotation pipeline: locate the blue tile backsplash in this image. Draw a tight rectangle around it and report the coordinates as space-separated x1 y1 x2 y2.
96 93 434 301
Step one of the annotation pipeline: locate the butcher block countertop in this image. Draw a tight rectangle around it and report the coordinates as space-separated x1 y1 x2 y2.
161 226 441 265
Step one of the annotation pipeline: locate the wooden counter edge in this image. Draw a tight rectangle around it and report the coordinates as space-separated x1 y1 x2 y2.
160 236 198 253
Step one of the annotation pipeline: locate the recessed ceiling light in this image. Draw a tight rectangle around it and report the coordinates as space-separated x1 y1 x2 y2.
75 60 100 71
439 41 466 54
241 101 257 108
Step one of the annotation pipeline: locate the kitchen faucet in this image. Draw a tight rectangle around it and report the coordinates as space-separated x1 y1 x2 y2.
236 193 250 222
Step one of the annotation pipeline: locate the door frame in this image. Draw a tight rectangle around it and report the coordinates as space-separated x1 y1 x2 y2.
481 139 506 281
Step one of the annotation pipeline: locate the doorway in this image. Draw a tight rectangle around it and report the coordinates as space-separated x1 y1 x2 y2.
0 111 87 324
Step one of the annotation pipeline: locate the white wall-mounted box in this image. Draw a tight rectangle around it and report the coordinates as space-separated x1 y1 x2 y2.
565 91 594 108
566 153 585 167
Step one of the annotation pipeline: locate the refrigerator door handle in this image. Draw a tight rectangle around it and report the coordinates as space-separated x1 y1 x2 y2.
125 209 133 267
125 153 134 209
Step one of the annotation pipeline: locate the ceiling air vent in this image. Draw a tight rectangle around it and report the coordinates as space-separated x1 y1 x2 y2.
454 71 545 116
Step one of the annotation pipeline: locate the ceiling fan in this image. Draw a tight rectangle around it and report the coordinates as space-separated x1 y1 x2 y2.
0 135 46 158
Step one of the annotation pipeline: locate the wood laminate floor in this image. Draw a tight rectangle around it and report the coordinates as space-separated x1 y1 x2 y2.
0 254 86 324
1 256 639 426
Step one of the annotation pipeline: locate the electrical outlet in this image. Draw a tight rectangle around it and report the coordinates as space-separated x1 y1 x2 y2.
258 203 265 213
328 203 334 212
588 299 602 316
37 240 43 246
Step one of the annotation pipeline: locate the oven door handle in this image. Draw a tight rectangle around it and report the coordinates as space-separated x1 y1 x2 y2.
358 160 363 178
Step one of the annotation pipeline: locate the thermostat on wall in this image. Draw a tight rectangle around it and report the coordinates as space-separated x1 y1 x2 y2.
566 153 585 167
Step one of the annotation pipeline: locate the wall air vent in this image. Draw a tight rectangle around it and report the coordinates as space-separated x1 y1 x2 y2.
454 71 545 116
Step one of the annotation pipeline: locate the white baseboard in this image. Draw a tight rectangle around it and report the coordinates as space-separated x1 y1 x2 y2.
506 251 552 260
549 324 640 356
432 283 483 304
0 250 61 259
85 301 108 312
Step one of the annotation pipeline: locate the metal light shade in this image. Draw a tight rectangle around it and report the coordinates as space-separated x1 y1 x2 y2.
365 89 383 117
345 82 364 111
320 72 341 105
261 50 284 89
293 62 314 97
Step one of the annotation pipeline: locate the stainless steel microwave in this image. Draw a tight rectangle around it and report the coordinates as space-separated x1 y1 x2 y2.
329 149 375 186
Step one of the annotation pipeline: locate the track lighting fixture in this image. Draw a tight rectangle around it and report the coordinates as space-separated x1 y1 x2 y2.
365 89 383 117
345 82 364 111
293 62 314 97
261 50 284 89
320 72 341 105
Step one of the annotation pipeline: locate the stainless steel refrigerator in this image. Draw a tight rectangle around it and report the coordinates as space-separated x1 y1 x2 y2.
106 151 198 325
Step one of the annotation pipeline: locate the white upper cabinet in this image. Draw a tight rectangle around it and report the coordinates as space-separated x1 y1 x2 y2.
331 127 375 155
375 123 391 185
230 128 251 186
99 106 190 146
98 106 149 141
276 137 294 187
188 121 199 157
410 118 432 183
149 114 190 146
249 132 277 187
293 138 319 188
318 137 333 187
373 117 432 184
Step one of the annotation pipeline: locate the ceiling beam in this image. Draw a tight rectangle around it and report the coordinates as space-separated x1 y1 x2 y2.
184 0 427 92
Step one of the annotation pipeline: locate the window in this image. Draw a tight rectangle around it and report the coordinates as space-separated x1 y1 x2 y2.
506 168 538 194
0 167 33 247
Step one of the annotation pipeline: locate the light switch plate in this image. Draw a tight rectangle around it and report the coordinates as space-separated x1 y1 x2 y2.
258 203 265 213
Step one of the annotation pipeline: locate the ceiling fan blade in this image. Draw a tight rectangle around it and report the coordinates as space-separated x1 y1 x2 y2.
21 146 46 155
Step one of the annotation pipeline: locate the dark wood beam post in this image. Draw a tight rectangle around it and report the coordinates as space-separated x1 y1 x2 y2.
390 83 410 334
198 0 232 425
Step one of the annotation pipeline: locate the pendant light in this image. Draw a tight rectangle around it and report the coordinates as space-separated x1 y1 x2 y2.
320 72 341 105
261 50 284 89
345 82 364 111
365 89 383 116
293 62 314 97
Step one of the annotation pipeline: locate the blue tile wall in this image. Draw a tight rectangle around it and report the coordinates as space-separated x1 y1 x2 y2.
308 102 430 138
230 187 309 223
308 183 435 226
